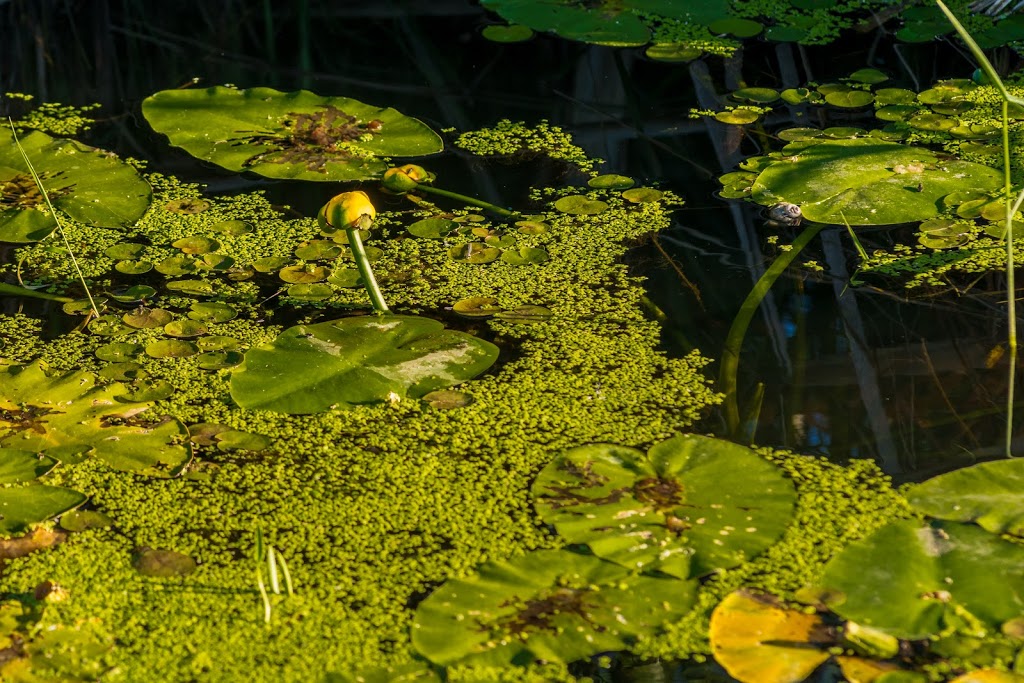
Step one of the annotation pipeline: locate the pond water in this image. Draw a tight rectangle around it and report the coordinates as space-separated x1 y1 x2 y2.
2 2 1024 682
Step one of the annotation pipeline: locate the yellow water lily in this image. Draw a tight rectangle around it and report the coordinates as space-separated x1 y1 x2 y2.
317 190 376 233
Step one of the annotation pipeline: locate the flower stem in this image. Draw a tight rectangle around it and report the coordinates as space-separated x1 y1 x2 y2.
346 227 389 314
413 184 517 218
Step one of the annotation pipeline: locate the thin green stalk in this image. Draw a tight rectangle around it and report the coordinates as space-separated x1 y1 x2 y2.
346 228 390 314
8 118 101 318
277 553 294 596
720 223 825 435
267 547 280 594
937 0 1020 456
413 184 518 218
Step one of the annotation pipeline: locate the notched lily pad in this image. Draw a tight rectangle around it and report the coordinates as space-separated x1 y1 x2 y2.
142 86 443 181
532 434 797 578
0 448 57 483
907 459 1024 536
197 351 244 371
294 240 343 260
449 243 500 264
95 342 142 363
588 174 634 190
452 296 501 317
172 236 220 254
0 485 87 536
0 129 151 243
286 283 334 300
146 339 199 358
230 315 499 414
500 247 548 265
121 379 174 402
0 363 191 476
411 549 697 667
421 390 474 409
164 320 209 338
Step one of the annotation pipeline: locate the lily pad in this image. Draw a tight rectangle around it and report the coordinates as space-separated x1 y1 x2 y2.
188 302 237 324
645 43 702 62
166 280 215 296
411 549 697 667
230 315 500 414
820 519 1024 639
553 195 608 214
715 109 760 125
197 351 244 371
588 174 634 190
214 430 272 452
133 548 197 577
749 138 1005 225
408 218 457 239
0 363 191 476
104 243 146 259
906 459 1024 536
500 247 548 265
449 243 500 264
209 219 253 235
253 256 292 273
531 434 797 578
121 379 174 402
494 305 552 323
421 390 474 409
123 308 174 329
824 90 874 108
172 236 220 254
146 339 199 358
60 509 113 532
115 260 154 275
0 129 151 243
95 342 142 363
481 23 534 42
479 0 654 46
0 448 57 483
622 187 663 203
452 297 501 317
286 283 334 300
142 86 443 182
0 485 87 536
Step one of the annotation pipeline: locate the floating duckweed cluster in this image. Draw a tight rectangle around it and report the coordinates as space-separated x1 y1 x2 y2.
3 93 100 136
454 120 601 175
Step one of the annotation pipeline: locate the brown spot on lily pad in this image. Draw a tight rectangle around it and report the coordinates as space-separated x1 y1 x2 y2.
165 198 210 214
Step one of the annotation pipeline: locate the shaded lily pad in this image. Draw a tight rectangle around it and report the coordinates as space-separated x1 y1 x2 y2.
553 195 608 214
749 138 1005 225
708 17 762 38
215 430 271 452
820 519 1024 639
532 434 796 578
156 256 197 276
123 308 173 329
294 240 343 260
824 90 874 108
188 302 237 324
500 247 548 265
0 448 57 483
95 342 142 363
0 485 87 536
172 236 220 255
60 509 113 532
0 129 151 243
146 339 199 358
918 218 971 249
408 218 457 238
115 259 153 275
479 0 654 46
421 390 474 409
906 459 1024 536
452 297 501 317
230 315 500 414
98 362 146 381
104 243 145 259
588 174 634 190
481 23 534 42
165 280 215 296
327 268 363 288
645 43 702 62
253 257 292 273
286 283 334 300
133 548 197 577
197 351 244 371
449 243 500 264
848 68 888 84
731 87 779 104
411 548 697 667
164 320 209 338
209 219 253 235
88 315 132 337
142 86 443 181
515 220 549 234
0 363 191 476
494 305 552 323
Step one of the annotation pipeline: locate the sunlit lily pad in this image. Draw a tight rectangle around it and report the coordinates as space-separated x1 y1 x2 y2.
230 315 499 414
408 218 457 238
88 315 132 337
553 195 608 214
122 379 174 402
500 247 548 265
123 308 174 329
0 448 57 483
0 363 191 476
167 280 216 296
156 256 197 276
214 430 271 452
749 138 1004 225
824 90 874 108
188 302 237 324
820 519 1024 639
286 283 334 300
0 485 87 536
60 509 113 532
198 336 241 351
452 297 501 317
449 244 500 264
715 109 760 125
142 86 443 181
253 257 292 273
115 260 153 275
327 268 362 288
326 662 440 683
95 342 142 363
0 129 151 243
532 434 796 578
146 339 199 358
172 236 220 254
411 549 697 667
731 88 779 104
197 351 244 371
98 362 146 381
906 459 1024 536
848 68 888 84
622 187 663 203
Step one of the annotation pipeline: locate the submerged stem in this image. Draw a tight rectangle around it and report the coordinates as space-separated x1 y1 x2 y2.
413 184 517 218
346 227 390 314
720 223 825 435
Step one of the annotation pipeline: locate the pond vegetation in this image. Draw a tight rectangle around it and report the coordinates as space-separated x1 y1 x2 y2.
1 0 1024 681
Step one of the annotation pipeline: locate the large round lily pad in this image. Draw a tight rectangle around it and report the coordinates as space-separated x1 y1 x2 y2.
230 315 499 414
906 459 1024 536
142 87 443 181
0 129 151 242
411 549 697 667
749 138 1004 225
531 434 797 578
820 519 1024 639
0 485 87 536
0 363 192 477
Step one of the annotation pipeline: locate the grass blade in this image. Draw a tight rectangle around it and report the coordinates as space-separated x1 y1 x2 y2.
936 0 1024 107
277 553 294 596
267 546 280 595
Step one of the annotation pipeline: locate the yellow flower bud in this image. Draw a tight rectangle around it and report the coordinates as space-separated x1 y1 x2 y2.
318 191 376 233
381 164 433 193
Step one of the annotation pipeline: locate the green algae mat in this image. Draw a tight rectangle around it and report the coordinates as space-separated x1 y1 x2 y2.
0 93 1020 682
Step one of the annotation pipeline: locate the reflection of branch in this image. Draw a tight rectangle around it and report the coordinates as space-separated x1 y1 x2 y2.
920 339 982 449
650 234 703 307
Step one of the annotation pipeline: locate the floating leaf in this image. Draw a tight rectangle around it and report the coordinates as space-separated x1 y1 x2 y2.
532 434 796 578
156 256 197 276
875 88 918 105
918 218 971 249
820 520 1024 639
294 240 343 260
421 390 474 409
230 315 499 414
60 509 113 532
197 351 244 371
411 549 697 667
172 236 220 254
0 448 57 483
188 302 237 324
516 220 549 234
198 336 241 351
715 109 760 125
286 283 334 300
731 87 779 104
133 548 197 577
709 17 763 38
825 90 874 108
104 243 145 259
88 315 132 337
553 195 608 214
710 590 832 683
481 23 534 42
95 342 141 363
327 268 363 288
209 219 253 235
253 256 292 273
114 260 153 275
166 280 216 296
146 339 199 358
452 297 501 317
0 129 151 243
121 379 174 402
907 459 1024 536
500 247 548 265
622 187 663 203
586 175 633 192
0 485 87 536
164 320 208 338
479 0 654 46
847 68 889 84
408 218 457 238
449 243 501 264
0 363 191 476
143 86 443 181
164 198 210 214
123 308 173 329
645 43 703 63
749 138 1004 225
98 362 146 381
215 430 271 452
494 305 552 323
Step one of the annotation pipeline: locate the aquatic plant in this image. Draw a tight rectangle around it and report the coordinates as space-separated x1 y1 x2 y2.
142 87 443 182
0 447 85 535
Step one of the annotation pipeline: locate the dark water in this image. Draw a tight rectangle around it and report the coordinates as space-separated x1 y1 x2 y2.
3 0 1021 481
